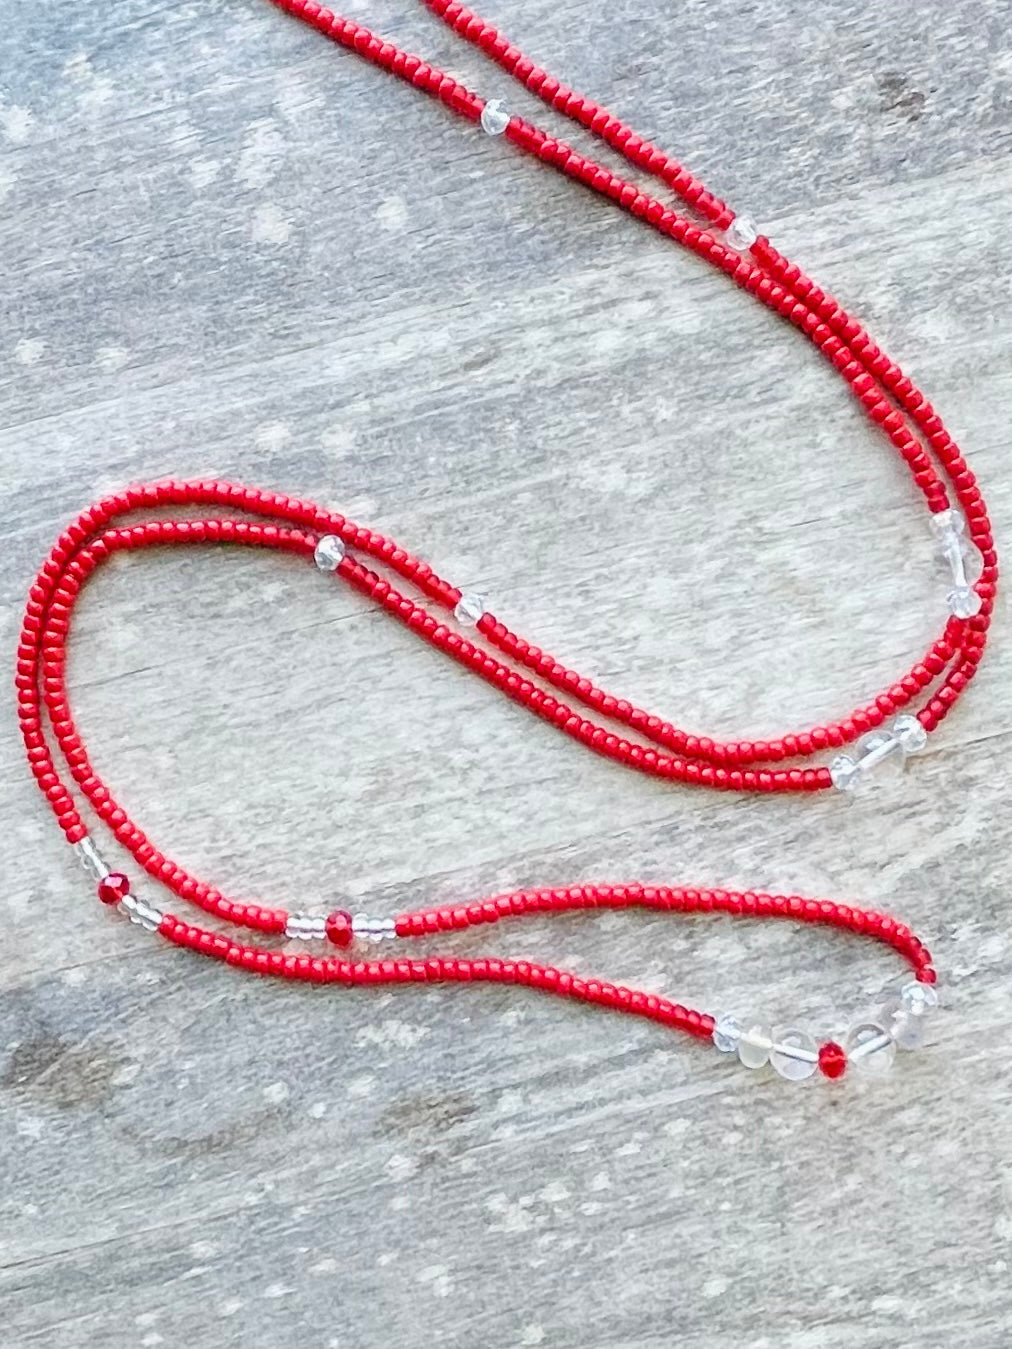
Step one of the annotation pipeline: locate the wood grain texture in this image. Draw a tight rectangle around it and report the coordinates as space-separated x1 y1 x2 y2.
2 2 1011 1346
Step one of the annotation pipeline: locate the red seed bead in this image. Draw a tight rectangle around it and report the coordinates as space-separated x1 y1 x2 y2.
97 872 130 905
325 909 354 947
818 1041 847 1079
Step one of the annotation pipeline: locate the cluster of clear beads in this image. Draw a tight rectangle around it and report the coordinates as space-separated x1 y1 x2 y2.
712 974 938 1081
932 508 982 620
829 713 928 794
353 913 397 943
285 912 328 941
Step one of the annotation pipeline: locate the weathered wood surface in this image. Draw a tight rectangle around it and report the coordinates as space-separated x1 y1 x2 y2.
2 2 1011 1346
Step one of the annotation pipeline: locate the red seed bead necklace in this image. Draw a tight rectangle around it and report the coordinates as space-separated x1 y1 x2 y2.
20 482 938 1082
19 2 976 1081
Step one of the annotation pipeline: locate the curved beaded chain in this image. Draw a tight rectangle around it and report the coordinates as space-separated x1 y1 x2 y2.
19 483 939 1082
265 0 997 795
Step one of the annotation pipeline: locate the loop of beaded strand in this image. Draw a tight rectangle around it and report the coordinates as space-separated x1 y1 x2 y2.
265 0 995 792
16 5 978 1079
20 483 940 1082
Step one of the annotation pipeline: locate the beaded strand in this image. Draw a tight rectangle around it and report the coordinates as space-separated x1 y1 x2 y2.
21 484 939 1082
17 2 980 1081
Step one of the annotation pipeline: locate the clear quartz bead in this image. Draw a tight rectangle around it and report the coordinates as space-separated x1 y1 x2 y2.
737 1023 772 1070
314 535 346 572
480 98 510 136
769 1027 818 1081
856 728 903 779
454 592 487 627
947 585 982 619
930 508 965 538
845 1021 896 1076
891 713 928 755
725 214 758 251
712 1013 741 1054
829 754 861 793
883 980 939 1049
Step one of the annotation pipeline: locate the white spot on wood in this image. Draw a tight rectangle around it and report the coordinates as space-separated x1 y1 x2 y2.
135 1312 158 1328
263 1081 289 1105
310 1256 339 1275
375 196 408 232
191 158 222 189
14 337 46 366
0 166 17 204
415 1264 452 1297
190 1240 218 1259
0 103 33 144
251 202 292 245
64 53 94 82
347 1074 376 1098
61 966 88 988
520 1327 545 1346
702 1274 728 1299
356 1019 430 1051
385 1152 419 1181
219 1299 243 1318
264 1282 292 1299
539 1179 570 1204
95 346 130 372
308 1101 327 1118
589 1170 611 1191
16 1116 44 1140
111 1061 141 1087
237 119 285 189
255 420 291 454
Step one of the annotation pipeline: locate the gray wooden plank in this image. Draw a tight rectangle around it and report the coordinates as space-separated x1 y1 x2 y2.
2 2 1011 1347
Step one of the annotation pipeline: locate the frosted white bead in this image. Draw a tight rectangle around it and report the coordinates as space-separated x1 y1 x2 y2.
947 585 982 619
712 1014 741 1053
901 981 938 1015
891 713 928 755
120 892 163 934
352 913 395 943
845 1021 896 1076
480 98 510 136
725 214 758 251
454 592 487 626
737 1023 772 1070
285 913 327 941
74 835 110 881
882 980 939 1050
829 754 860 793
930 508 964 537
314 535 346 572
856 728 903 778
769 1027 818 1081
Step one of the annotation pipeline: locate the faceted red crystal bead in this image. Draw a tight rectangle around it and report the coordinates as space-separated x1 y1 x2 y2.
818 1041 847 1079
325 909 354 947
97 872 130 906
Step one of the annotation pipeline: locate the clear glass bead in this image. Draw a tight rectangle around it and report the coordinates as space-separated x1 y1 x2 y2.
947 585 982 619
929 508 965 538
769 1027 818 1081
314 535 346 572
882 980 939 1049
891 713 928 756
454 592 487 626
725 214 758 251
712 1013 741 1053
737 1023 772 1069
845 1021 896 1076
480 98 510 136
829 754 860 793
856 728 903 778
